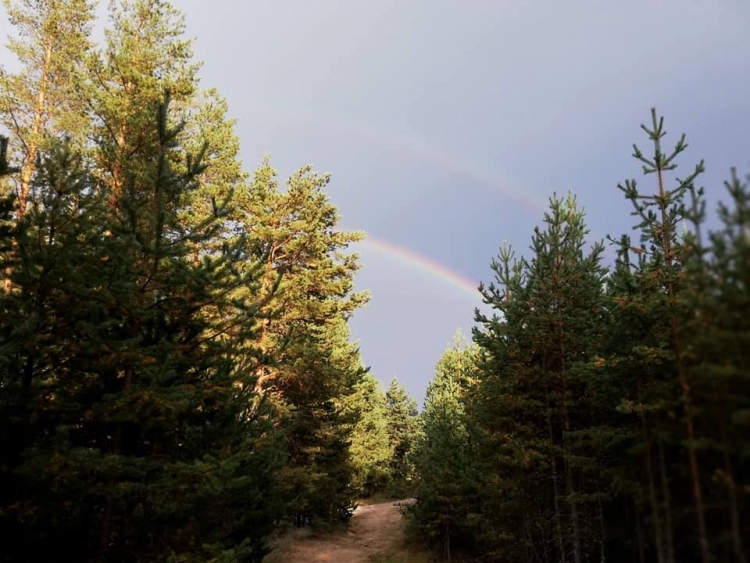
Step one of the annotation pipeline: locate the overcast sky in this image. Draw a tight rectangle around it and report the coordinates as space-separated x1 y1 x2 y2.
2 0 749 402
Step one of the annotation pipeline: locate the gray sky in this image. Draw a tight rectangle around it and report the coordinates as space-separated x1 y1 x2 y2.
3 0 749 402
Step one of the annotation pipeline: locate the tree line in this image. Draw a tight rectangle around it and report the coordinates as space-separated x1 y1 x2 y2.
3 2 748 563
0 1 420 561
410 110 750 562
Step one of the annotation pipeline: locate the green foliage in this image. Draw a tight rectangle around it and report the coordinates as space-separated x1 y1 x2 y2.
0 102 283 561
346 374 421 501
409 331 481 560
0 0 95 214
348 373 393 497
410 111 750 563
231 157 369 527
385 378 421 490
466 194 608 562
3 4 748 561
0 0 371 558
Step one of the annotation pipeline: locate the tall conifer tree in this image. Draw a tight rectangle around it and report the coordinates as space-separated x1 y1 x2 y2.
614 109 709 562
411 332 480 561
385 377 420 488
0 0 94 217
0 0 94 294
0 95 281 562
347 372 393 497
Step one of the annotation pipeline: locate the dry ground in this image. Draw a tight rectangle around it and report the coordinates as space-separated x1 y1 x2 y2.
265 499 430 563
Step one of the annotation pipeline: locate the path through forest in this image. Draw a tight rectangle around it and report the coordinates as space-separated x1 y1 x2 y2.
266 499 428 563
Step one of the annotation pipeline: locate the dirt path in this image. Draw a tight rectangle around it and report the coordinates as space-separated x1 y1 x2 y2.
266 499 424 563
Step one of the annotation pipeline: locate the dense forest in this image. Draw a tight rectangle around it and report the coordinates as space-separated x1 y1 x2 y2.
0 1 747 562
409 118 750 561
0 1 420 561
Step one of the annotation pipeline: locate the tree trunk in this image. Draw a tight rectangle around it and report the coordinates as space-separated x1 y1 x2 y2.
546 387 566 562
673 328 710 563
100 310 137 556
718 415 747 563
17 38 54 218
596 476 606 563
565 451 582 563
445 520 451 563
656 161 711 563
100 426 123 556
560 365 581 563
657 441 675 563
634 501 646 563
642 419 666 563
3 39 54 295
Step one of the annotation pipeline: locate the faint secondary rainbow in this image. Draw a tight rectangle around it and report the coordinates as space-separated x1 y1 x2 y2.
360 236 482 301
247 106 547 215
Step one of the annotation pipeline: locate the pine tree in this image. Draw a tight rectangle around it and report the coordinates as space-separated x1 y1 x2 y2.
0 94 282 562
0 0 95 294
178 87 247 242
274 314 366 526
385 377 420 493
612 109 710 562
469 195 608 562
0 0 372 555
84 0 199 204
347 372 393 497
410 331 480 561
0 136 113 560
472 240 550 561
232 158 369 526
689 168 750 562
0 0 94 217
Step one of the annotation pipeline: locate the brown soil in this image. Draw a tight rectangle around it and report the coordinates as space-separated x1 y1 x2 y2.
266 499 427 563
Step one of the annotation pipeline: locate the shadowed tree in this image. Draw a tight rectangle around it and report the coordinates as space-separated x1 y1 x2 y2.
0 95 283 562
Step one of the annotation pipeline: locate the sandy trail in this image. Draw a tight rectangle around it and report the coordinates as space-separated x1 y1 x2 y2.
266 499 418 563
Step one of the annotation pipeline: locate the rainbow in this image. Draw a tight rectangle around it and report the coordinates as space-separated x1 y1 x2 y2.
251 106 546 215
359 236 482 301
